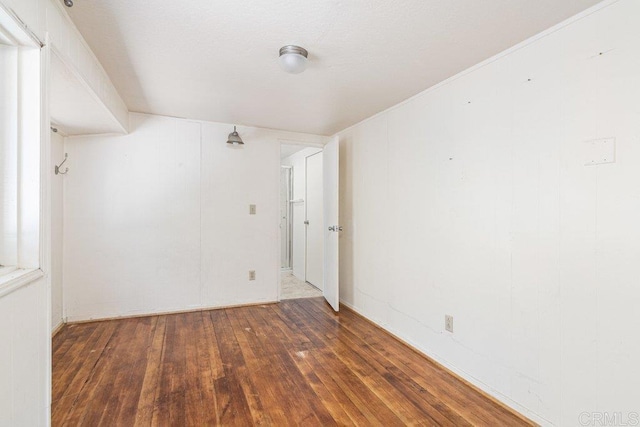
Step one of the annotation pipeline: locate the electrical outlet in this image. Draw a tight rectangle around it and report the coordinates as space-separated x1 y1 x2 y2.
445 315 453 333
249 270 256 281
249 204 256 215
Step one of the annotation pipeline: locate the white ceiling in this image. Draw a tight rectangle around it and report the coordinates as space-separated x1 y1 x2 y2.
64 0 601 136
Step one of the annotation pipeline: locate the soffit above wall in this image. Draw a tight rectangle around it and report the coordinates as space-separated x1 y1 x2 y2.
50 52 126 136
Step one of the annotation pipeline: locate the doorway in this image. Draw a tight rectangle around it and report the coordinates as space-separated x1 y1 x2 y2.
280 143 323 300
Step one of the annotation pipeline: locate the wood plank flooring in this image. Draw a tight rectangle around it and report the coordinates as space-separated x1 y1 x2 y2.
52 297 535 426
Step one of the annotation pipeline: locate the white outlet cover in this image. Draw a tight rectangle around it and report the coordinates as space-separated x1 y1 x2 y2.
445 315 454 333
584 138 615 166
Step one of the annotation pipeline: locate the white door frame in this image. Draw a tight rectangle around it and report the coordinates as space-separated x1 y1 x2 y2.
280 165 293 270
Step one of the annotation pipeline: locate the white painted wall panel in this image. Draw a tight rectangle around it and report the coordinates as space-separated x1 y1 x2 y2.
64 113 328 321
200 123 281 307
338 1 640 425
0 278 47 427
64 114 201 320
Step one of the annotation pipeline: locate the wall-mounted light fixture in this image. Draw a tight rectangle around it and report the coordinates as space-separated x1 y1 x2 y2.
226 126 244 145
279 45 308 74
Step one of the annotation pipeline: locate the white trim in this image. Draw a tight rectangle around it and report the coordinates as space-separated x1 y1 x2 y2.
51 319 64 337
116 111 331 146
0 268 43 298
40 39 53 427
0 266 18 277
334 0 620 137
0 2 43 47
64 300 279 324
278 138 325 148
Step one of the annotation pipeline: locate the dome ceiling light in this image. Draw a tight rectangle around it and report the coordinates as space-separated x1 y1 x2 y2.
278 45 308 74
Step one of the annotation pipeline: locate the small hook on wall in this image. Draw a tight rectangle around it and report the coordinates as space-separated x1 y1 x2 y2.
55 153 69 175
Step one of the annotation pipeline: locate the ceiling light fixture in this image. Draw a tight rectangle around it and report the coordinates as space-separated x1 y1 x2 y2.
279 45 308 74
226 126 244 145
64 0 73 7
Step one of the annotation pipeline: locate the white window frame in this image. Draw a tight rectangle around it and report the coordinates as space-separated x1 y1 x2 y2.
0 4 44 296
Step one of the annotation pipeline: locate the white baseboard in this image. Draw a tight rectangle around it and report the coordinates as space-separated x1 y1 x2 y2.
51 319 65 336
340 300 550 427
65 300 278 324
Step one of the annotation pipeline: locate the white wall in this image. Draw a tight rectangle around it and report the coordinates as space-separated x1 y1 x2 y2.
51 130 64 331
0 25 49 427
63 113 328 321
0 0 124 424
281 147 322 281
0 277 48 427
338 1 640 426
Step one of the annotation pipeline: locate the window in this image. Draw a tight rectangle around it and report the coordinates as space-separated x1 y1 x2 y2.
0 9 42 288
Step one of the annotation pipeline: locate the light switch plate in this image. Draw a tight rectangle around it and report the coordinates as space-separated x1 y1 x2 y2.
249 204 256 215
584 138 615 166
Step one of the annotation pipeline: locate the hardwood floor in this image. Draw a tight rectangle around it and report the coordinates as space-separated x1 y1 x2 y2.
52 297 535 426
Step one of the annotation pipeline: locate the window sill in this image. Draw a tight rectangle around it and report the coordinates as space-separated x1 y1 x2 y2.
0 266 18 276
0 268 44 298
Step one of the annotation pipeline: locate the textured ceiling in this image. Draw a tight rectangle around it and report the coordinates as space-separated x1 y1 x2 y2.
65 0 601 136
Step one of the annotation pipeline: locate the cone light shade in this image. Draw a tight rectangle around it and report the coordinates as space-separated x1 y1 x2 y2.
227 126 244 145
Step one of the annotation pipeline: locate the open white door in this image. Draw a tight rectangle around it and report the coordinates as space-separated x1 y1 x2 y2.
305 152 324 288
323 136 340 311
